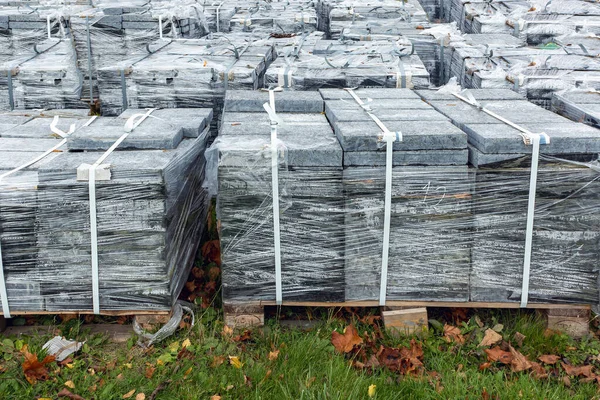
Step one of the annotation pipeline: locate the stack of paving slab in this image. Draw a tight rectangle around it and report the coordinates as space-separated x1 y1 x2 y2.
419 88 600 304
229 1 318 35
0 11 83 110
441 0 526 35
321 88 472 302
214 90 345 302
264 37 430 90
0 108 212 312
552 89 600 129
97 34 275 116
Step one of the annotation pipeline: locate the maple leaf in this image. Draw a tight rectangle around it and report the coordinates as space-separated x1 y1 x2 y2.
479 329 502 347
331 325 363 353
22 349 56 384
538 355 560 365
56 389 85 400
561 362 594 378
443 324 464 344
485 347 513 364
509 345 532 372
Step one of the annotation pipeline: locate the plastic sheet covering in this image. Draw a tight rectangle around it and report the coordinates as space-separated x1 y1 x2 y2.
551 88 600 129
0 109 211 313
97 34 275 115
229 1 318 35
264 37 430 90
0 13 83 110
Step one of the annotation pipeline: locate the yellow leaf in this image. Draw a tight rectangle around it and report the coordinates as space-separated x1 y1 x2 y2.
210 396 221 400
182 338 192 349
268 350 280 361
156 359 164 366
222 325 233 337
65 363 74 369
368 384 376 398
38 398 52 400
229 356 243 369
123 363 133 369
168 342 179 353
135 393 146 400
122 389 136 399
184 367 193 376
64 380 75 389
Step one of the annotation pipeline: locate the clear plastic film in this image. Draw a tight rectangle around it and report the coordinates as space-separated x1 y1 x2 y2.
229 1 318 35
551 87 600 128
0 108 211 313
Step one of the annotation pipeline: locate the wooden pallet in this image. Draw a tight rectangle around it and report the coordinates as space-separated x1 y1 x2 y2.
224 301 592 338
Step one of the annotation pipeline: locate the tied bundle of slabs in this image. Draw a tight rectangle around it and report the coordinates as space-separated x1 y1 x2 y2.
0 13 84 110
97 34 275 118
441 0 524 35
0 108 212 313
213 90 345 303
552 89 600 129
264 38 430 90
320 88 472 302
229 2 318 34
70 8 207 102
419 88 600 305
317 0 429 40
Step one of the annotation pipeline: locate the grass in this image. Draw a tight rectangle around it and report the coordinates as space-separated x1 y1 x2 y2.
0 306 600 399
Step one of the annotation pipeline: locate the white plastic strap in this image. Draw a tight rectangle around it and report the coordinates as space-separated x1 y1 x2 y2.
520 134 541 308
88 109 154 314
47 16 52 39
344 89 401 306
0 116 97 318
263 91 283 305
159 16 163 39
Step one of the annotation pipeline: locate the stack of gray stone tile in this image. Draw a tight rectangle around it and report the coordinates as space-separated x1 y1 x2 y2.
265 37 430 90
229 1 318 35
97 34 275 116
419 88 600 305
321 88 472 302
214 90 345 302
0 108 212 312
552 89 600 129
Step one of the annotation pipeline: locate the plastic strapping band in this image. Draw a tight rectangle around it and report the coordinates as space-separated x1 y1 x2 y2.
120 69 128 111
159 15 163 40
88 109 155 314
449 91 549 307
47 16 51 39
7 71 14 111
344 88 401 306
85 16 94 104
0 116 97 318
263 91 283 305
216 1 224 33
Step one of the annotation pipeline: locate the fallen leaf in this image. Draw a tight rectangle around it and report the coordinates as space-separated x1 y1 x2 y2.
482 388 490 400
368 384 376 398
145 366 156 379
479 329 502 347
443 324 465 344
181 339 191 349
268 350 280 361
514 332 526 347
474 315 484 328
485 347 513 364
244 375 252 388
57 389 85 400
561 362 594 378
509 345 532 372
306 376 316 388
331 325 363 353
562 376 571 387
123 363 133 369
229 356 243 369
226 385 234 391
538 355 560 365
491 324 504 333
222 325 234 337
89 384 97 392
136 394 146 400
22 349 56 384
211 356 225 368
123 389 136 399
210 396 221 400
233 330 252 343
479 362 492 371
530 362 548 379
64 380 75 389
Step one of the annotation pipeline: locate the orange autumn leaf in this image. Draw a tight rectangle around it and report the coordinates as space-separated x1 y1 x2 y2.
268 350 280 361
331 325 363 353
202 240 221 266
443 324 464 344
478 329 502 347
538 355 560 365
22 349 56 384
509 345 532 372
484 347 513 364
561 362 594 378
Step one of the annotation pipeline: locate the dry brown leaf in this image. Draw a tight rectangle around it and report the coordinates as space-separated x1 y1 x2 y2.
64 380 75 389
482 388 490 400
211 356 226 368
562 376 571 387
561 362 594 378
136 394 146 400
485 347 513 364
201 240 221 266
509 345 532 372
123 389 136 399
268 350 280 361
479 362 492 371
530 362 548 379
479 329 502 347
222 325 234 337
22 349 56 384
331 325 363 353
210 396 222 400
57 388 85 400
145 366 156 379
538 355 560 365
443 324 464 344
232 330 252 343
514 332 526 347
